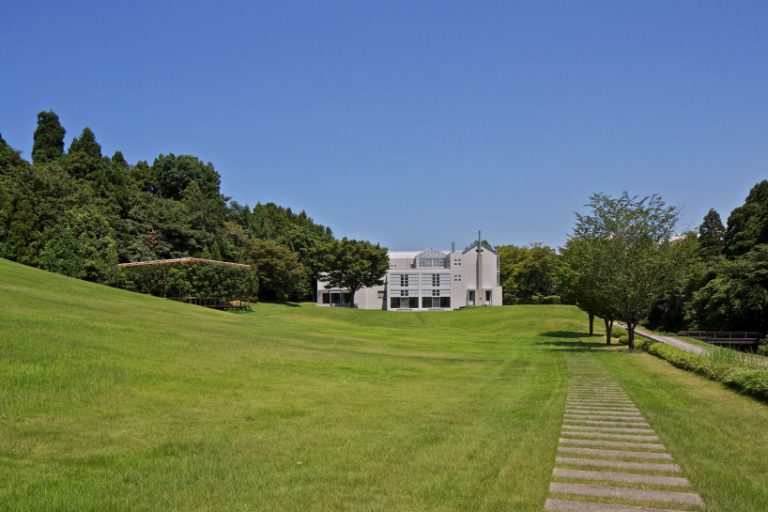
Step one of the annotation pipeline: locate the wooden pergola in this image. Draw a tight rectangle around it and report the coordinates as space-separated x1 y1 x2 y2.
119 257 253 310
119 257 250 269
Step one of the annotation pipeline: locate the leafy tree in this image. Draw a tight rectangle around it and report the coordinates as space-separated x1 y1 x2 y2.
247 240 308 301
560 237 617 340
724 180 768 258
698 208 725 259
572 193 678 350
322 238 389 307
0 133 26 174
151 154 221 200
498 243 562 303
646 232 706 332
31 111 66 164
38 206 121 284
687 245 768 331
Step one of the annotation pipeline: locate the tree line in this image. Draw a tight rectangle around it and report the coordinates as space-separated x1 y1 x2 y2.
497 182 768 347
0 111 387 302
561 184 768 350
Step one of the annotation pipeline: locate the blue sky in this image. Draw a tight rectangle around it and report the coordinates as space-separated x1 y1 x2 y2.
1 1 766 250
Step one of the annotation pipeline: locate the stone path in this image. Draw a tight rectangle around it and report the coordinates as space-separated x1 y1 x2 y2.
544 363 705 512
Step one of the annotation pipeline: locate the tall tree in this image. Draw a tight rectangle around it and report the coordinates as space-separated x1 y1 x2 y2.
0 133 26 174
247 240 308 301
561 237 616 341
572 193 678 350
31 111 66 164
724 180 768 258
698 208 725 260
68 127 102 158
322 238 388 307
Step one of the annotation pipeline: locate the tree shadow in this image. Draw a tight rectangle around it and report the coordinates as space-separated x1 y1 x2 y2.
535 336 608 352
541 330 593 339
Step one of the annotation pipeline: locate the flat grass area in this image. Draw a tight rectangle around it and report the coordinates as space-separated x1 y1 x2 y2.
1 258 768 511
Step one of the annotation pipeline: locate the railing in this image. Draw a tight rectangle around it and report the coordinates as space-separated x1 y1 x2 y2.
678 331 762 346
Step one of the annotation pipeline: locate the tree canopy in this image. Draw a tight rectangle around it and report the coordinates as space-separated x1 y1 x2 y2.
322 238 389 306
0 111 344 302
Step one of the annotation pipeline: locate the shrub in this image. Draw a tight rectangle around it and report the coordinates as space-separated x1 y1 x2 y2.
641 340 768 401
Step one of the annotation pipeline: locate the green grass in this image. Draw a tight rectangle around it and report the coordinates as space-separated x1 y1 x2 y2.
1 258 768 511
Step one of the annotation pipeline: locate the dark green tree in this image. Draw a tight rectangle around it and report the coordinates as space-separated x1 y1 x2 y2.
31 111 66 164
322 238 389 307
0 133 27 174
698 208 725 260
724 180 768 258
687 245 768 331
68 127 102 158
571 193 679 350
151 154 221 200
247 240 308 301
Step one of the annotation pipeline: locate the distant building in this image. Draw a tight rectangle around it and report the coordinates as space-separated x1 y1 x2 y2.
317 237 502 311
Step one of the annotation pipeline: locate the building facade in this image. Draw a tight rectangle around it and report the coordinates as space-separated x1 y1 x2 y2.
317 240 503 311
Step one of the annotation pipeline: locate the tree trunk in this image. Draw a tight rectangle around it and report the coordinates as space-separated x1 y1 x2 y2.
628 323 635 352
604 318 613 345
588 312 595 336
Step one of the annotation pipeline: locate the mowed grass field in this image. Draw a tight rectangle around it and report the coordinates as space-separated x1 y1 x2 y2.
1 258 768 511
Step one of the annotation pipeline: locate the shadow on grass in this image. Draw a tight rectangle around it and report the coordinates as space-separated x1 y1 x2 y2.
536 338 608 352
541 330 593 339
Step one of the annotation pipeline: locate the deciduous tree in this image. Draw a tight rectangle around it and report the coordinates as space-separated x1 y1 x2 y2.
322 238 388 307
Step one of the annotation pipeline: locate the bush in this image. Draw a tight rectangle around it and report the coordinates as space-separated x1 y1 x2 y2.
641 340 768 401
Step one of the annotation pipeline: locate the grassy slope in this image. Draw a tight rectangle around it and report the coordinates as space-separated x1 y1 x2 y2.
1 258 767 511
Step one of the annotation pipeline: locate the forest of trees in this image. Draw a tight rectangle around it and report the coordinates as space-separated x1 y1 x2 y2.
0 111 350 301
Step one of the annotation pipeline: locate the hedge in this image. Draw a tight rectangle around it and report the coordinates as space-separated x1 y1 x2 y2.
641 340 768 401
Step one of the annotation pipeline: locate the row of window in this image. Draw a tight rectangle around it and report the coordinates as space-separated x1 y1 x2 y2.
321 292 351 305
394 273 449 287
390 297 452 309
399 289 449 297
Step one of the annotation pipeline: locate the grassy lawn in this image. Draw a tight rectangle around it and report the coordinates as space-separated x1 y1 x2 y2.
1 258 768 511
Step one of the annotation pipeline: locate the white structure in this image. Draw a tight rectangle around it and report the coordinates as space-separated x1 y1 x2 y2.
317 236 503 311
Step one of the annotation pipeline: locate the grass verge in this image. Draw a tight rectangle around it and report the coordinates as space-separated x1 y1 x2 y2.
640 339 768 400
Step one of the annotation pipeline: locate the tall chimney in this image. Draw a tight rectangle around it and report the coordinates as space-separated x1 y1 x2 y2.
476 230 484 306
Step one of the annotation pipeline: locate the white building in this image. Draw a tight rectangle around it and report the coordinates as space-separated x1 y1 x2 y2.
317 238 503 311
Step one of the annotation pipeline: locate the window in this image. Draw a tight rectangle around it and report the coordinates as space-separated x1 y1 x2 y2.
391 297 418 309
432 273 440 286
432 289 440 297
419 257 446 268
377 291 384 299
440 297 451 308
400 274 409 287
321 292 330 304
400 290 408 297
422 297 433 308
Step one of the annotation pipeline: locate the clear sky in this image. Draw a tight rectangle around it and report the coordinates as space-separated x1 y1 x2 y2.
1 1 766 250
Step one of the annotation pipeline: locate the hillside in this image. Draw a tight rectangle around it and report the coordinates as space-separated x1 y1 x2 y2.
1 258 768 511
